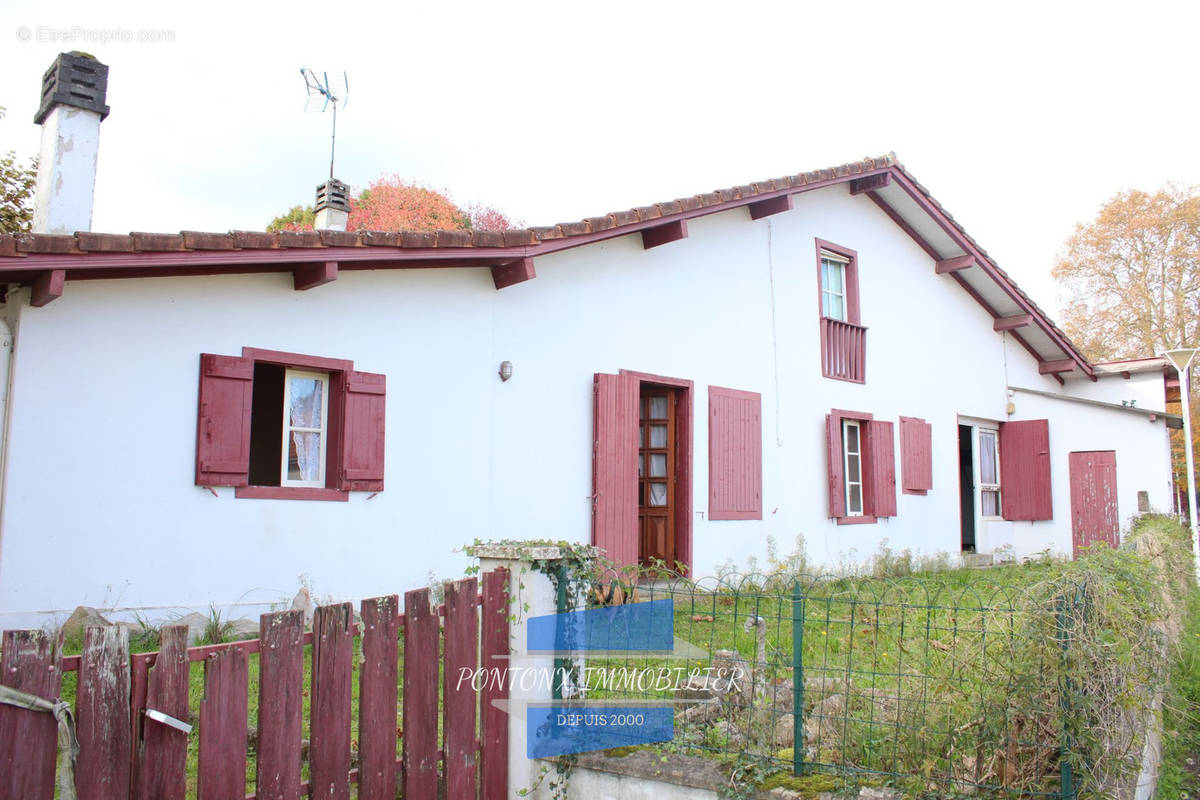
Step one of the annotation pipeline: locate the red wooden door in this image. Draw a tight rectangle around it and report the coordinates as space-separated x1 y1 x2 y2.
1068 450 1118 556
638 390 676 567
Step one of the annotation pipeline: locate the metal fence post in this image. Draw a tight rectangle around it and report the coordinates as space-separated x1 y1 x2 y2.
792 580 805 776
1056 590 1076 800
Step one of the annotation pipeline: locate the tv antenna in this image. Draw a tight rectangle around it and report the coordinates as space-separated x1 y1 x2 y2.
300 69 349 179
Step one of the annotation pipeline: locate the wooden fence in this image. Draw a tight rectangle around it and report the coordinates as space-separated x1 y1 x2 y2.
0 571 510 799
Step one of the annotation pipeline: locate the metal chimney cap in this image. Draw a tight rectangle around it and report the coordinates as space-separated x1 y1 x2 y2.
34 52 110 125
315 178 351 213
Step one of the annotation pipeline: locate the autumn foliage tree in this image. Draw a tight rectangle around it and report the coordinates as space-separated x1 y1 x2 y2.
1053 185 1200 508
268 175 516 233
0 106 38 235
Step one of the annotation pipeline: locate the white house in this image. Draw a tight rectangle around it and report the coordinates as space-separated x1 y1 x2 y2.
0 55 1182 628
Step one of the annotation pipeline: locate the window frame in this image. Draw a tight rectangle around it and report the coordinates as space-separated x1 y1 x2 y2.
814 239 861 326
978 427 1002 519
842 418 864 516
237 348 353 502
827 408 879 526
279 368 331 489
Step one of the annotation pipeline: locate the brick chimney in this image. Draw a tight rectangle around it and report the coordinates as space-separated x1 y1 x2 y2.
314 178 350 231
32 52 109 235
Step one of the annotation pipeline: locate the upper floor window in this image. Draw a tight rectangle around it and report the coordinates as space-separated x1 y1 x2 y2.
821 252 849 321
815 239 865 383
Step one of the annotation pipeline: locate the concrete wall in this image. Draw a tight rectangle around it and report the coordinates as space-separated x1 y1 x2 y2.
0 184 1174 627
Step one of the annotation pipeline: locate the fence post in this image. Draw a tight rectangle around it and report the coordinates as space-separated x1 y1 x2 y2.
1056 589 1077 800
792 580 806 777
470 543 596 799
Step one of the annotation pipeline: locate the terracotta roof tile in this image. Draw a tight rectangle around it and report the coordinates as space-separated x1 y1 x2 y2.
401 231 437 248
583 216 615 233
633 206 662 221
654 201 682 216
608 210 639 227
131 232 186 251
76 232 135 252
276 231 322 248
18 234 81 254
231 230 277 249
317 229 360 248
360 231 400 247
0 237 19 258
471 230 505 247
181 231 234 250
501 229 537 247
530 226 564 240
676 196 704 212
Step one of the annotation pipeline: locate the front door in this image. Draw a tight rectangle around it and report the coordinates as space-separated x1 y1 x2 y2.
1069 450 1119 555
639 389 676 567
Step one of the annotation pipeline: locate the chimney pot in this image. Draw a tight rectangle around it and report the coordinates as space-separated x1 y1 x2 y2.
34 51 110 125
314 178 350 231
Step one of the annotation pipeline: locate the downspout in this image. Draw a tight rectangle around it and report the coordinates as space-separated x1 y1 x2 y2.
0 312 15 586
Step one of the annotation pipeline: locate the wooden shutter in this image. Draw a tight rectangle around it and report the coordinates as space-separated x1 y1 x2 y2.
195 353 254 486
341 371 386 492
825 414 844 518
1000 419 1053 521
592 372 639 567
899 416 932 494
708 387 762 520
864 420 897 518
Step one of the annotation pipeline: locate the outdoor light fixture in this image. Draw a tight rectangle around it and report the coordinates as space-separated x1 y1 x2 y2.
499 361 513 382
1162 347 1198 574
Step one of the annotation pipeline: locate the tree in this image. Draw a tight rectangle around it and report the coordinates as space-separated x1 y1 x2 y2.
1053 186 1200 512
0 106 38 235
1052 185 1199 361
267 175 516 233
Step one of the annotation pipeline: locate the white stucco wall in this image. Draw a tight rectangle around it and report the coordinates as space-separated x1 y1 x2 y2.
0 185 1174 628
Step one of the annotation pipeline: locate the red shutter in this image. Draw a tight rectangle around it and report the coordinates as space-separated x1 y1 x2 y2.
1000 419 1053 521
825 414 844 518
864 420 896 518
708 387 762 520
592 373 639 567
899 416 932 494
341 371 386 492
195 353 254 486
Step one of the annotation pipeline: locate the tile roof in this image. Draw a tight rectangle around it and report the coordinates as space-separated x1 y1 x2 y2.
0 151 1092 371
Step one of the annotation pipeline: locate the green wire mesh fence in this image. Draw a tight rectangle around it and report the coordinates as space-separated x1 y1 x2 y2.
583 567 1090 798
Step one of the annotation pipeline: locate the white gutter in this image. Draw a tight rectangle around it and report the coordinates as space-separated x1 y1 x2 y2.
1008 385 1183 428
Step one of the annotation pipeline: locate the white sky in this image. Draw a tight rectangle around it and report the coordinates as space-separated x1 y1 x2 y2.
1 0 1198 318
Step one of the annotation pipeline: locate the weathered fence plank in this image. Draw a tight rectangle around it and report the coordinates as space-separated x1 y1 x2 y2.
445 577 480 800
403 587 439 798
136 625 189 800
310 602 354 800
77 625 131 800
0 629 62 800
480 567 510 800
256 610 305 800
198 645 249 800
359 594 400 800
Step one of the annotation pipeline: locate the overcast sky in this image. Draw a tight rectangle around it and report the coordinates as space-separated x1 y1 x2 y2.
1 0 1197 317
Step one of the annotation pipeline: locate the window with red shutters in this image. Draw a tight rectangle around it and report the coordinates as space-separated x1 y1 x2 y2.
999 419 1053 521
816 239 866 383
708 386 762 521
195 348 385 500
825 410 895 524
899 416 933 495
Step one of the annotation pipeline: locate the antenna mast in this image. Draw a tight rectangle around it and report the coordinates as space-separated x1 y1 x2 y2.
300 69 349 179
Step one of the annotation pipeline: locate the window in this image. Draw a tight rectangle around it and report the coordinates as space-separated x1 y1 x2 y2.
842 419 864 515
978 429 1001 517
708 386 762 520
821 252 848 321
196 348 386 501
815 239 865 383
825 410 896 523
